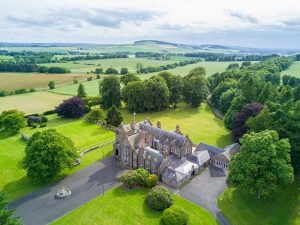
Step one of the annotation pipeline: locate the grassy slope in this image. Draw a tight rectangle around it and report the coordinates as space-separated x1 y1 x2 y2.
122 103 231 148
218 178 300 225
282 61 300 78
0 91 68 114
0 116 114 201
0 73 89 91
51 187 218 225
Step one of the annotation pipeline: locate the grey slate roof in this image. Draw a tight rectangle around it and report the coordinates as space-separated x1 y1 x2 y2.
144 146 163 166
195 142 225 156
221 143 240 160
139 123 186 149
187 150 210 166
161 167 185 182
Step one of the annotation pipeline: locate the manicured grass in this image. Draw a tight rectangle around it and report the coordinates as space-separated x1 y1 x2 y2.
0 116 114 201
51 186 218 225
0 91 68 114
122 103 231 148
0 72 89 91
218 178 300 225
282 61 300 78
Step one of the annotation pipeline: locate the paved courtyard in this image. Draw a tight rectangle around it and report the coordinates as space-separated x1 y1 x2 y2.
178 166 230 225
10 156 125 225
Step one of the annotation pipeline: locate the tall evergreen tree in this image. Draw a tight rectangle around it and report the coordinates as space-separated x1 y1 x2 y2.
77 83 87 98
105 105 123 127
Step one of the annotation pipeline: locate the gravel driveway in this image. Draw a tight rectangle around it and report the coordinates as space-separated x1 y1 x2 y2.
178 166 230 225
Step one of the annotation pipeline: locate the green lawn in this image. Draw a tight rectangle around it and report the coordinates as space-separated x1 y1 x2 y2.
51 186 218 225
0 91 69 114
282 61 300 78
0 116 114 201
218 178 300 225
122 103 231 148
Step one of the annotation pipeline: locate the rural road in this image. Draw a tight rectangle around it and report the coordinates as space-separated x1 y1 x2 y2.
178 166 231 225
10 156 125 225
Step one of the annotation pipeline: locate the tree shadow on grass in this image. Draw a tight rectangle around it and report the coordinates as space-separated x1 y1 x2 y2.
221 179 300 225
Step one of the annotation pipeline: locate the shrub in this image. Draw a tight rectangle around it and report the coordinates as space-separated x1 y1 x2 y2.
119 168 150 189
40 123 47 128
96 74 101 79
40 115 48 123
85 108 104 123
145 186 174 211
87 77 93 81
31 123 38 128
14 88 27 94
146 174 158 187
162 205 189 225
48 80 55 89
43 109 56 115
73 79 79 84
29 88 36 92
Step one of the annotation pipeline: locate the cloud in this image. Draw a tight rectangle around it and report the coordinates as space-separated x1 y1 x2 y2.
5 7 158 29
230 12 258 24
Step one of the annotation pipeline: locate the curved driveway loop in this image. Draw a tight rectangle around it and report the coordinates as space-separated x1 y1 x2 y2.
178 166 230 225
10 156 125 225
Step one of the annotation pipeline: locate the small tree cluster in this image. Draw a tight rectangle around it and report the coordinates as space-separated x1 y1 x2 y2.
48 80 55 89
162 205 189 225
145 186 174 211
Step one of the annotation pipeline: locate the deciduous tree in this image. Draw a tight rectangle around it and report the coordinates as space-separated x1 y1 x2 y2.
99 76 121 109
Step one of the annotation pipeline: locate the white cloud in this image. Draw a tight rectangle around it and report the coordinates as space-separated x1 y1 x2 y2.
0 0 300 48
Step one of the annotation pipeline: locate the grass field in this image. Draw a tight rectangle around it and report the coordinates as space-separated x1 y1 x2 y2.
0 72 89 91
38 56 188 74
141 61 242 79
218 178 300 225
0 91 68 114
50 79 102 96
51 186 218 225
282 61 300 77
0 116 115 201
121 103 231 148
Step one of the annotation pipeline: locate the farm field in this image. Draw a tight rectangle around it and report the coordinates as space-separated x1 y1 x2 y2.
50 79 102 96
0 72 89 91
121 103 231 148
0 91 68 114
218 178 300 225
282 61 300 77
141 61 242 79
38 56 189 74
51 186 218 225
0 116 115 201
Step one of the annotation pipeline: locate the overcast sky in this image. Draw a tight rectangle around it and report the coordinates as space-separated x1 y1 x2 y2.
1 0 300 48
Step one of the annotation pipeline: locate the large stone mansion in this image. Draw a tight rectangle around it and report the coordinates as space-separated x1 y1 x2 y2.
113 120 239 188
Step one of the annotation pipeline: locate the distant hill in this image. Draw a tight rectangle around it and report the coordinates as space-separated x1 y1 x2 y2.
0 40 299 55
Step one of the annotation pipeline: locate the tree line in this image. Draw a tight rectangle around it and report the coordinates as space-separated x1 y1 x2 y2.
0 62 70 73
206 56 300 198
136 59 201 74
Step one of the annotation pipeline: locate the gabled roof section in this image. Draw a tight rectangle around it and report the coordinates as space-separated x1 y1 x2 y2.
195 142 225 156
187 150 210 165
144 146 163 166
220 143 240 161
138 123 187 149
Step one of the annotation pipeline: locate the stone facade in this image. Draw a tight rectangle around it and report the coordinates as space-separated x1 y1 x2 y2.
113 120 239 188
